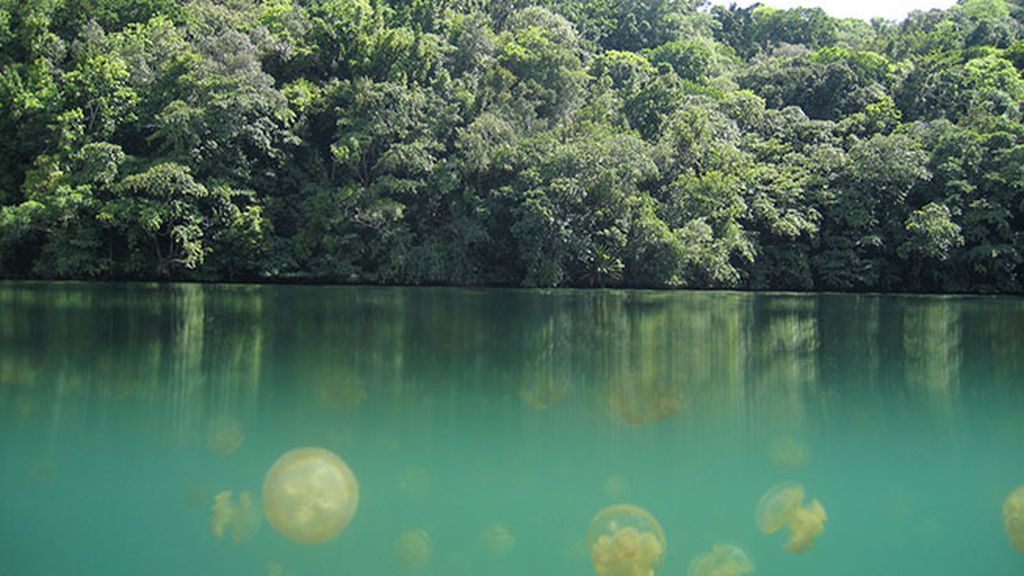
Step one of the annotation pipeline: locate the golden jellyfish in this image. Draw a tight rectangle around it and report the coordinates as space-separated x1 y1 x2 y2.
315 375 367 412
398 464 432 497
481 523 516 557
205 417 245 455
262 447 359 544
395 528 433 570
604 475 630 501
608 383 684 427
756 483 827 554
210 490 261 543
1003 484 1024 552
519 378 569 411
687 543 754 576
587 504 666 576
768 436 810 470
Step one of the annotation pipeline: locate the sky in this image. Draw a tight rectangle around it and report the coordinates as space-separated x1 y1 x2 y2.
708 0 960 22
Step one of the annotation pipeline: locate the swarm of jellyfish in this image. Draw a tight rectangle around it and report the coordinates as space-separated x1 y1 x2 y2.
756 483 827 554
587 504 666 576
395 528 433 570
687 543 754 576
1004 484 1024 552
263 447 360 544
210 490 261 543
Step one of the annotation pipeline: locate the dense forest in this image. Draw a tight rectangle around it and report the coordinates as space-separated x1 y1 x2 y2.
1 0 1023 291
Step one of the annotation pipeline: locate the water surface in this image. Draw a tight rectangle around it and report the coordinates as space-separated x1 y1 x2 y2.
1 283 1022 575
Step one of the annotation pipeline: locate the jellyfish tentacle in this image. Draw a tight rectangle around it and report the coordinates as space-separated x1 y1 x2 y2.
756 483 826 554
211 489 260 543
588 505 666 576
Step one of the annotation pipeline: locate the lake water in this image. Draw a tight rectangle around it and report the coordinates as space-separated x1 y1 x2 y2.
0 282 1022 575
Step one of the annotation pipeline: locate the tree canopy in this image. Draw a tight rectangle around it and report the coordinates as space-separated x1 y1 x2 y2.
1 0 1023 292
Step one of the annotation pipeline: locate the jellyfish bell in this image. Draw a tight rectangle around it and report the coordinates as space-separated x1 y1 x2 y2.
210 490 261 543
398 464 432 497
769 436 810 470
608 382 684 427
755 483 826 554
587 504 666 576
481 523 516 557
315 376 367 412
687 543 754 576
1003 484 1024 553
519 378 569 411
395 528 433 570
756 483 805 534
205 418 245 455
262 447 359 544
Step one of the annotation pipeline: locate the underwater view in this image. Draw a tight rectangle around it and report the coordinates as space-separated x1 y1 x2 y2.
1 282 1023 575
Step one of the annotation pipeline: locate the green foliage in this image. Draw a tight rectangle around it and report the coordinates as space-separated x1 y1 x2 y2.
0 0 1022 292
646 38 721 84
103 162 265 277
496 7 585 122
900 202 964 262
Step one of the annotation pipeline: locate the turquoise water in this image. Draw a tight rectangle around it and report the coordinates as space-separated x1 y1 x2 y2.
1 282 1023 575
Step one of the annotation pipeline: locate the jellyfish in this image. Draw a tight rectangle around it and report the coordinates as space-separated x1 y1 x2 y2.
481 523 516 557
768 436 810 470
687 543 754 576
205 417 245 455
519 377 569 411
398 464 432 497
267 562 285 576
210 490 261 543
756 483 827 554
587 504 666 576
1003 484 1024 552
608 382 684 427
786 499 827 553
395 528 433 570
262 447 359 544
315 375 367 412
